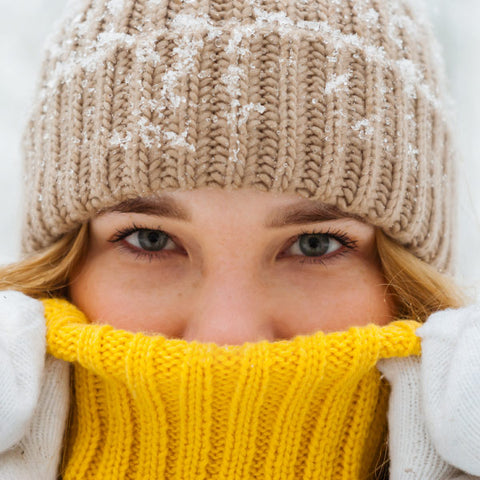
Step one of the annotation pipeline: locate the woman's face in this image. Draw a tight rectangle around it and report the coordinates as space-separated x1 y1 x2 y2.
69 189 393 344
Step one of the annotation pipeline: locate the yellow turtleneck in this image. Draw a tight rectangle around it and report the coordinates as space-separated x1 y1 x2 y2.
43 298 421 480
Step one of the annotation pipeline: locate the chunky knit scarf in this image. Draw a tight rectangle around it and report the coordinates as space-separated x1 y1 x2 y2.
43 298 421 480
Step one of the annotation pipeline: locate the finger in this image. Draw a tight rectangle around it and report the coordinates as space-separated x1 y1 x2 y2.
20 356 70 465
419 305 480 475
0 292 46 452
0 356 70 480
378 356 458 479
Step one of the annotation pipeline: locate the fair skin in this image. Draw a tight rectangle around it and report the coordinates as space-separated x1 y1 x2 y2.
69 188 393 345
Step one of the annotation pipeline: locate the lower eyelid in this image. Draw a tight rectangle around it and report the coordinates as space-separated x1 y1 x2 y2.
297 248 350 264
116 241 180 260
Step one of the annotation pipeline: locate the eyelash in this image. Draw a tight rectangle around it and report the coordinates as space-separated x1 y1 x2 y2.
289 228 358 265
109 223 359 264
109 223 181 262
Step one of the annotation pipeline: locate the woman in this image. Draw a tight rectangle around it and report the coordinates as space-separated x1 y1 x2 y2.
0 0 477 478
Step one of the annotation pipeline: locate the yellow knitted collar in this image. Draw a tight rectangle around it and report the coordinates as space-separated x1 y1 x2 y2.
43 298 421 480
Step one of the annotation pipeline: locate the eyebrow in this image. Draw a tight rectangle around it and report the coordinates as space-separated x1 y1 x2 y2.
102 196 355 226
102 196 191 221
265 201 352 227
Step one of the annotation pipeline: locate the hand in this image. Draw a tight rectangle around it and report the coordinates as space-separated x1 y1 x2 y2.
0 291 70 480
418 304 480 476
378 303 480 480
378 356 461 479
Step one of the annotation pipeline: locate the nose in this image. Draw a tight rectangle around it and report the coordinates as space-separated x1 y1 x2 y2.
182 268 275 345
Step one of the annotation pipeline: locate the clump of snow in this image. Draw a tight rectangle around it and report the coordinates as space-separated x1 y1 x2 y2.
396 58 419 99
225 27 252 57
135 38 162 65
220 63 265 162
107 0 125 17
221 64 243 102
352 118 375 139
407 143 419 156
327 51 339 64
352 0 380 26
170 12 216 34
362 8 380 24
135 116 164 149
404 113 416 126
325 72 351 95
253 7 292 30
163 129 195 152
407 143 420 170
97 31 136 50
158 33 203 110
391 13 417 36
238 103 265 126
110 129 133 150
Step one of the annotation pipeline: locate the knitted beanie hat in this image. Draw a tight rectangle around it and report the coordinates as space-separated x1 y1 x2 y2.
22 0 456 270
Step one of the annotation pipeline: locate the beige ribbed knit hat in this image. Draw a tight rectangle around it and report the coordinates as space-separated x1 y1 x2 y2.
22 0 456 270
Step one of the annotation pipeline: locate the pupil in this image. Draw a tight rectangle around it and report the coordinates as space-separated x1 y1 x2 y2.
299 234 329 256
138 230 168 251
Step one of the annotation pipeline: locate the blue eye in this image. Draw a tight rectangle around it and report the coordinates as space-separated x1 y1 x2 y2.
300 234 339 256
288 233 343 257
124 229 175 252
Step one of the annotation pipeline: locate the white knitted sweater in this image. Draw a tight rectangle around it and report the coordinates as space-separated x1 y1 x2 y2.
1 291 480 479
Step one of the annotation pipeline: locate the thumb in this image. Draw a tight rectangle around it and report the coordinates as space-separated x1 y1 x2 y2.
418 304 480 475
0 291 46 451
378 356 459 479
20 355 70 463
0 355 70 480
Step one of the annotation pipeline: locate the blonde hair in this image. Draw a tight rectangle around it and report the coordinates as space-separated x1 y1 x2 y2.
0 224 464 321
375 230 464 320
0 224 89 299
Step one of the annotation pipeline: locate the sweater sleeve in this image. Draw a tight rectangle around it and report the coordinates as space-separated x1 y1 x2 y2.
0 291 70 480
378 356 461 480
0 354 70 480
417 304 480 476
379 304 480 480
0 291 46 451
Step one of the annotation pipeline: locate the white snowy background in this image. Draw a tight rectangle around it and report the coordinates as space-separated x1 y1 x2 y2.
1 0 479 296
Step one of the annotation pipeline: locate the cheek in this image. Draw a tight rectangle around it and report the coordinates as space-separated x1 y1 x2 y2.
69 255 191 336
272 262 392 336
69 248 392 338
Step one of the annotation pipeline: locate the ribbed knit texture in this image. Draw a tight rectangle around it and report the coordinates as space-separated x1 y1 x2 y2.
22 0 455 270
43 298 421 479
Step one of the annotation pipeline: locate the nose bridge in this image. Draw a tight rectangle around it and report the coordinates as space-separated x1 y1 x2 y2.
182 264 274 345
